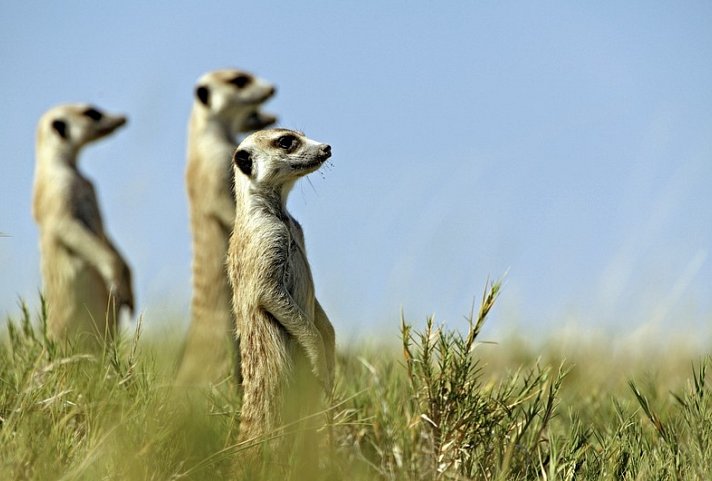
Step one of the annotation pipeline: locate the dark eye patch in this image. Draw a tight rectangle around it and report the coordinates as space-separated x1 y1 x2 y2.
276 135 298 150
82 107 103 122
228 74 252 89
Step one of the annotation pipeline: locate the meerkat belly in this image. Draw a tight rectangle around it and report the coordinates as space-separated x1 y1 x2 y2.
71 259 111 325
235 251 308 391
41 236 109 337
41 235 101 293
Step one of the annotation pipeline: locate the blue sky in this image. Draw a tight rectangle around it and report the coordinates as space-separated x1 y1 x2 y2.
1 1 711 341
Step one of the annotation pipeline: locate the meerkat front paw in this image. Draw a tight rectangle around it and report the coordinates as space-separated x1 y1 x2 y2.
108 268 134 316
119 262 134 315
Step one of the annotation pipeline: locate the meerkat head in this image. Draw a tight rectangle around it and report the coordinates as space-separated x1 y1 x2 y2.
194 69 276 133
38 104 127 151
233 129 332 190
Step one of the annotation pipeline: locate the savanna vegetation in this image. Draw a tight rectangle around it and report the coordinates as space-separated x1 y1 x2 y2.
1 283 711 480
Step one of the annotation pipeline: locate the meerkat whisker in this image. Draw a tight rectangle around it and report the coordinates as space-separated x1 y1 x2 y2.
306 176 318 195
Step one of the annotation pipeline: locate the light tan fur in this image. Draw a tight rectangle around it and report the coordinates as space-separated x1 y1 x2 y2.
32 104 133 347
227 129 335 468
178 69 276 385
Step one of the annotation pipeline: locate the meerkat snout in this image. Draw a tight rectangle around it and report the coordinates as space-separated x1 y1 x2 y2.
96 115 127 137
243 111 278 131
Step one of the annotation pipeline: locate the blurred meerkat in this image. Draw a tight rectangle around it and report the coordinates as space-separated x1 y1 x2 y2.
228 129 335 467
177 69 277 385
32 104 133 347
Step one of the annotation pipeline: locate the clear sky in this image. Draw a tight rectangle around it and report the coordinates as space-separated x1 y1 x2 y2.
1 1 711 342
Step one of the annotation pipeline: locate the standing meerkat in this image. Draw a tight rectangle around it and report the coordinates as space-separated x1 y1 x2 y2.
32 104 133 347
228 129 336 466
178 69 277 385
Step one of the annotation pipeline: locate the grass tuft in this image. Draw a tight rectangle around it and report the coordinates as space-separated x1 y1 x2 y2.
1 288 711 479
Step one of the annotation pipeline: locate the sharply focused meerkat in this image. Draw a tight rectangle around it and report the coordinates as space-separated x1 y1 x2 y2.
32 104 134 346
178 69 277 385
228 129 336 463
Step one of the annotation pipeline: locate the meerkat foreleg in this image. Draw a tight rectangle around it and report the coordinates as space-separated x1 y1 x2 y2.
288 225 335 380
260 289 331 391
57 218 134 313
314 300 335 381
105 238 134 312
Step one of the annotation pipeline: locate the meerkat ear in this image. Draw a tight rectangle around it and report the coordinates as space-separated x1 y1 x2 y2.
234 149 253 177
51 119 69 140
195 85 210 107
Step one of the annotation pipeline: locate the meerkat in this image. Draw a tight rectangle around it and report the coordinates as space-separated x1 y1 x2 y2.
177 69 277 385
228 129 336 466
32 104 134 347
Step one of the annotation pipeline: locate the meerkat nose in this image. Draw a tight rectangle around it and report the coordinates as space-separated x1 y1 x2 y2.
267 86 277 97
320 144 332 158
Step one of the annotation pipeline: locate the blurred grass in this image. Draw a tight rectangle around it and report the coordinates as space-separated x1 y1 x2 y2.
1 285 711 480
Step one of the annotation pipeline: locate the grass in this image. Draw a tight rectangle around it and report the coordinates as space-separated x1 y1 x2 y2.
1 284 711 480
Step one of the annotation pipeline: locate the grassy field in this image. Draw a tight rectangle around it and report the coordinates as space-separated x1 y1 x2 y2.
1 284 711 480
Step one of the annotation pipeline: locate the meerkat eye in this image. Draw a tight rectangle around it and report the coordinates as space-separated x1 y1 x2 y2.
229 74 252 89
82 108 104 122
277 135 297 150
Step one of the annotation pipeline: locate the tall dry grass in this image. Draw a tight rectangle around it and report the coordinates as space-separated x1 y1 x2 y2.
1 286 711 480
